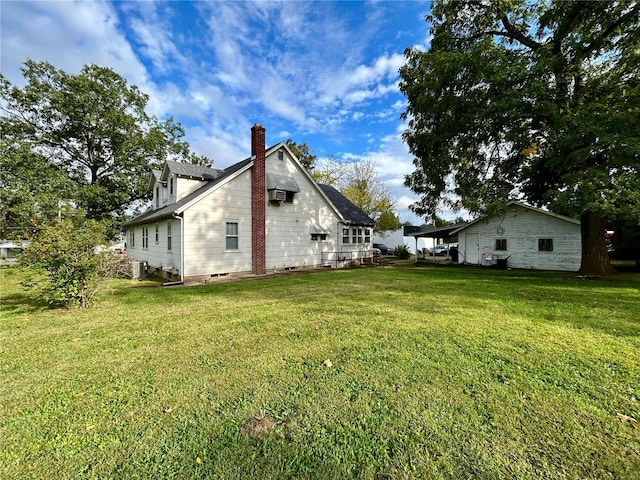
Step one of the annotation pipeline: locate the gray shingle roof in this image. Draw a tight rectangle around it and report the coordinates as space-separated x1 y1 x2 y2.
125 159 251 227
318 184 375 226
164 160 222 180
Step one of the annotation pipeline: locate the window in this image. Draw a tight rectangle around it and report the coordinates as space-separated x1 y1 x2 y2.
169 177 174 195
364 228 371 243
538 238 553 252
155 186 160 208
225 221 239 250
142 226 149 249
311 233 328 241
155 224 159 243
278 149 284 161
129 229 135 248
352 227 363 244
495 239 507 250
285 191 295 203
167 221 172 251
342 228 350 244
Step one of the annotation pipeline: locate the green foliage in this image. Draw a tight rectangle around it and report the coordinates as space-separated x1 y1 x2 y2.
399 0 640 273
20 220 129 307
286 139 317 172
0 60 209 224
393 244 411 259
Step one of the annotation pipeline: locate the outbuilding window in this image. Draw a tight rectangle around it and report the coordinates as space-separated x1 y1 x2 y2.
538 238 553 252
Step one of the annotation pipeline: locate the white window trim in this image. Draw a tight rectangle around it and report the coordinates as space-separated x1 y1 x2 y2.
224 219 240 252
167 220 172 252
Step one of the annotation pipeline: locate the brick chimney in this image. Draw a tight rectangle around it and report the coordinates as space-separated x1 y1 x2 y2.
251 123 266 275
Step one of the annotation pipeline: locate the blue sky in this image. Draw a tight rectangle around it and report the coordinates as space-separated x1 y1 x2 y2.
1 0 439 225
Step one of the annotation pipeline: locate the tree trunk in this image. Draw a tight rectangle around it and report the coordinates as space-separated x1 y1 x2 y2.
579 212 615 275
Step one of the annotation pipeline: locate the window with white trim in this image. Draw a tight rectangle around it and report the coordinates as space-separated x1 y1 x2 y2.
311 233 328 241
342 228 350 244
129 229 135 248
155 186 160 208
142 226 149 249
225 221 239 250
364 228 371 243
155 224 159 244
352 227 363 244
169 177 174 196
167 221 172 251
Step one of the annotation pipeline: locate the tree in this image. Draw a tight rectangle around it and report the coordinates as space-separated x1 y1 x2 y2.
0 60 209 224
0 140 74 239
318 157 401 232
399 1 640 274
286 139 317 171
20 219 130 308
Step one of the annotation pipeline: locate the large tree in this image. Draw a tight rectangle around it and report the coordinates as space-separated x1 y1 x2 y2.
399 1 640 274
0 60 208 225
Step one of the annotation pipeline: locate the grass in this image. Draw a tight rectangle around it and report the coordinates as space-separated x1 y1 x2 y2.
1 264 639 479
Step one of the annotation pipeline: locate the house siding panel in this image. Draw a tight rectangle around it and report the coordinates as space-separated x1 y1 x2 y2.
264 149 340 269
182 170 253 276
457 206 581 271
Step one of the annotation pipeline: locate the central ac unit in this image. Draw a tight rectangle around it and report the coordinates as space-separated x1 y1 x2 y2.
269 189 287 202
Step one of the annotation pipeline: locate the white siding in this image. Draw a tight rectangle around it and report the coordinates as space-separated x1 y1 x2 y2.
182 170 253 276
175 176 207 202
264 149 341 269
457 206 581 271
127 219 182 277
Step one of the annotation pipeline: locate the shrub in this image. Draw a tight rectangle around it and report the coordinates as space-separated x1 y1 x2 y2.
20 220 129 307
393 244 411 259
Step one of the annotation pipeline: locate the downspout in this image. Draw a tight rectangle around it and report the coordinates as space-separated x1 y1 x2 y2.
163 213 184 286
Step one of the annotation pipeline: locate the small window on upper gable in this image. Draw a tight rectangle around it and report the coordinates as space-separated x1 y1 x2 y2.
169 177 174 195
278 150 284 161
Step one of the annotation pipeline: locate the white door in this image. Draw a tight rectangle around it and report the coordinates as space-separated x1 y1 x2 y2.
465 233 480 264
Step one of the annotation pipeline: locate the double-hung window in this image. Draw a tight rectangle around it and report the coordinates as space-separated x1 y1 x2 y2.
155 224 159 244
167 221 172 251
352 227 363 244
225 221 239 250
142 226 149 249
342 228 350 244
129 229 135 248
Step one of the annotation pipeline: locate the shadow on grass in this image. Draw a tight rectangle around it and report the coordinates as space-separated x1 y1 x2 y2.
0 291 54 316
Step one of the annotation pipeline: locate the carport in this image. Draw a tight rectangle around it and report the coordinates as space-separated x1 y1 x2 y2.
408 223 467 262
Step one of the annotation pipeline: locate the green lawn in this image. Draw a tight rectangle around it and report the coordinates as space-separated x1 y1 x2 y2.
1 265 639 479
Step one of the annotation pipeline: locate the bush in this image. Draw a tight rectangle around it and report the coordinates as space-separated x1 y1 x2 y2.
393 244 411 259
20 220 129 307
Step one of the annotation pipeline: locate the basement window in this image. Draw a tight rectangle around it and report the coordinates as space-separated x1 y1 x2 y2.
538 238 553 252
495 239 507 250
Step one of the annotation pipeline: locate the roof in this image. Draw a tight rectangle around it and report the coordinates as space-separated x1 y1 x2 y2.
318 184 376 226
408 223 468 239
124 158 252 228
450 201 579 235
163 160 222 180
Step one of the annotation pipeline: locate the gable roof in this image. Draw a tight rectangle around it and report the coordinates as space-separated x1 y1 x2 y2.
318 184 375 226
450 201 579 235
124 159 252 228
162 160 222 180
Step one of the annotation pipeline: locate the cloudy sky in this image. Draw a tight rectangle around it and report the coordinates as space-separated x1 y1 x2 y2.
1 0 443 225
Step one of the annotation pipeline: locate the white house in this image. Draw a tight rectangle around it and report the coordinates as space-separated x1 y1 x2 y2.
124 124 375 282
451 202 581 271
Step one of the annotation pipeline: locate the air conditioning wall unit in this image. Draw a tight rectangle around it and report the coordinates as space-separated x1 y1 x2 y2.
269 189 287 202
